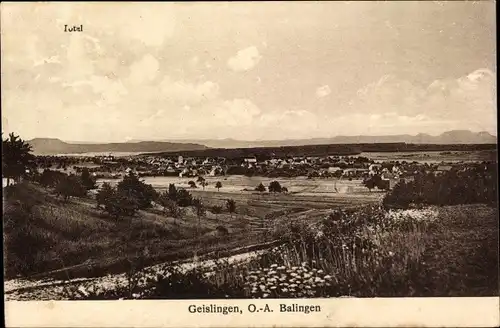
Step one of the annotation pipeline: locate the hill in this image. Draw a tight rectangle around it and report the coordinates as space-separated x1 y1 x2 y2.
163 130 497 148
146 142 497 159
27 138 209 155
2 182 268 280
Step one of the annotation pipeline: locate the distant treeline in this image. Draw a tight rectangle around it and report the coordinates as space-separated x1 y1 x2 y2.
146 143 497 160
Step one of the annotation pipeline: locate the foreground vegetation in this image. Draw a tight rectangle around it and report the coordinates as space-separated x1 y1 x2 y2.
60 203 497 300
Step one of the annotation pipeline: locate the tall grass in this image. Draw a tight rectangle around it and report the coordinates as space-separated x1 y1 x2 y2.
63 205 440 299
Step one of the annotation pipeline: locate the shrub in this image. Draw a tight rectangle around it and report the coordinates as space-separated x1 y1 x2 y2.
96 182 114 207
211 205 223 214
55 175 87 200
168 184 178 201
216 225 229 235
80 168 97 190
104 190 140 218
226 199 236 213
39 169 67 188
255 183 266 192
383 167 497 209
269 181 282 192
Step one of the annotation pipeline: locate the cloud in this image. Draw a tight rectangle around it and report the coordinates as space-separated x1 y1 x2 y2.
218 99 262 126
127 54 160 85
316 85 331 98
159 78 220 105
189 56 199 67
349 69 496 134
227 46 262 72
2 116 9 134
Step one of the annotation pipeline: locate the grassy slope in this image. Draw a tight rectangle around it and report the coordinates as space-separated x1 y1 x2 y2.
3 182 272 280
417 205 499 296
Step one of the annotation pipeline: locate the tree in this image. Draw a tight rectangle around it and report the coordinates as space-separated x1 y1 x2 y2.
176 189 193 207
55 175 87 201
168 183 178 201
255 183 266 192
2 133 34 185
226 199 236 214
193 198 206 218
39 169 66 188
158 190 183 224
80 168 97 190
268 180 282 193
193 198 206 242
363 174 384 192
363 177 376 192
97 182 114 208
197 176 207 190
104 190 139 218
215 181 222 191
117 172 157 209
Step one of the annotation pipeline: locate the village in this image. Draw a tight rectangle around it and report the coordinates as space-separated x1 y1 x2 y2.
29 151 485 192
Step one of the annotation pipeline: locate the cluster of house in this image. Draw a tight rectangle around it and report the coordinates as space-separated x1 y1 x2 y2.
35 153 478 191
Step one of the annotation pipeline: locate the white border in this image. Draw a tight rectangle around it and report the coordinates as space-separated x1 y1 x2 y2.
5 297 500 327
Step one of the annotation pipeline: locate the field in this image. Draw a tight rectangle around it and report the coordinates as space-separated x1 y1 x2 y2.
359 149 497 163
98 175 381 196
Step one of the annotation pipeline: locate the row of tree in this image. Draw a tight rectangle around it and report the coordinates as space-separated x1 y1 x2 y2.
94 175 238 219
187 176 223 191
255 181 288 193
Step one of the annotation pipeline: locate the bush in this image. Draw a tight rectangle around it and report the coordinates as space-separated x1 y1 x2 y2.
216 225 229 235
211 205 223 214
168 184 178 201
80 168 97 190
96 182 114 208
39 169 66 188
383 167 497 209
268 181 282 193
255 183 266 192
226 199 236 213
55 175 87 200
104 190 140 218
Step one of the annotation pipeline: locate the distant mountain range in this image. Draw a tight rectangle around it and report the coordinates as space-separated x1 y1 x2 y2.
28 138 208 155
163 130 497 148
28 130 496 155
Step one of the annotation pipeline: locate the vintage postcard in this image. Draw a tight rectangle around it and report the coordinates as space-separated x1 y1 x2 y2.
2 1 499 327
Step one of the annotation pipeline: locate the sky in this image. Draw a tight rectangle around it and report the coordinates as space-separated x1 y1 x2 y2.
1 1 496 142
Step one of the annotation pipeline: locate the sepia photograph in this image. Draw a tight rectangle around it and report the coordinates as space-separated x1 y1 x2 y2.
1 1 498 326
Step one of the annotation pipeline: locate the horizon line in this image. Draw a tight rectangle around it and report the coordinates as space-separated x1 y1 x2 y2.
25 129 497 144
